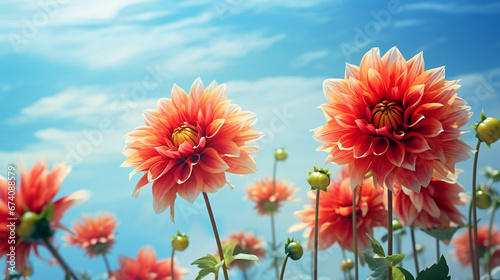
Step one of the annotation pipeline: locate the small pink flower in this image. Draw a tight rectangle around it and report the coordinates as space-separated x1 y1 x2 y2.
246 177 297 215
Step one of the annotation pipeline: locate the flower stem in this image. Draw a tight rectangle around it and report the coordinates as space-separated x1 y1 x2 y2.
242 268 249 280
202 192 229 280
468 202 478 278
314 189 320 280
42 237 79 280
488 201 497 280
279 254 290 280
435 238 440 264
410 227 419 276
387 190 393 280
352 187 358 280
472 140 482 280
171 248 175 280
271 159 279 280
103 253 112 279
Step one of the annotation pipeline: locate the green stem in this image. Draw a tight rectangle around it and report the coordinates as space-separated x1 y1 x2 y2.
202 192 229 280
171 248 175 280
352 187 359 280
469 201 478 278
488 202 497 280
279 254 290 280
472 140 481 280
410 227 419 276
271 159 279 280
242 268 249 280
103 253 112 279
314 189 320 280
436 238 440 264
42 237 79 280
387 190 393 280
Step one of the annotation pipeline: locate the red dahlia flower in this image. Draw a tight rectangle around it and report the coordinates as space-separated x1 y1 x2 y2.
65 212 117 257
246 177 297 215
0 161 88 275
313 47 473 192
122 78 263 221
289 168 387 254
223 231 266 270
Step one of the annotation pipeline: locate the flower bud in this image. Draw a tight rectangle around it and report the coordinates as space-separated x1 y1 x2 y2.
284 237 303 260
477 117 500 145
306 165 332 191
415 243 424 253
274 148 288 161
392 219 403 231
476 188 492 210
17 203 54 241
171 231 189 251
340 258 354 272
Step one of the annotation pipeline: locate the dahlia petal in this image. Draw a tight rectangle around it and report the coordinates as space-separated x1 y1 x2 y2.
386 140 405 167
349 157 372 189
422 195 441 218
367 68 386 97
432 161 457 183
326 145 353 165
345 63 360 79
148 160 176 182
360 48 383 89
334 113 357 128
233 129 265 145
52 190 90 225
409 192 424 212
403 132 431 153
152 173 176 212
406 51 424 84
137 246 157 268
132 173 149 198
174 161 193 184
372 157 395 188
414 66 446 93
190 77 204 101
209 139 240 157
372 137 388 156
206 119 225 138
201 172 226 193
177 176 201 203
412 118 444 138
353 135 372 158
338 133 357 150
199 147 229 173
323 79 350 101
225 150 258 174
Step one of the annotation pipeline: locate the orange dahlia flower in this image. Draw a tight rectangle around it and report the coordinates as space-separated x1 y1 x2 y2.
223 231 266 270
122 78 263 221
313 47 473 192
389 176 466 231
452 226 500 267
246 177 297 215
113 246 187 280
0 161 88 275
65 212 117 257
289 168 387 254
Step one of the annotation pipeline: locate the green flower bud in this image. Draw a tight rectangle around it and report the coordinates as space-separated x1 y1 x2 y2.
17 203 55 241
415 243 424 253
340 258 354 272
392 219 403 231
477 117 500 145
274 148 288 161
284 237 303 260
171 231 189 251
476 188 492 210
306 165 332 191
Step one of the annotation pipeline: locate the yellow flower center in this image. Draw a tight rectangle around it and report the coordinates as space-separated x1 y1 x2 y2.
172 124 198 147
371 101 404 132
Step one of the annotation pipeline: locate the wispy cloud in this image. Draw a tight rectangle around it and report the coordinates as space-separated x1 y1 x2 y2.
404 2 500 14
290 50 329 68
392 19 425 28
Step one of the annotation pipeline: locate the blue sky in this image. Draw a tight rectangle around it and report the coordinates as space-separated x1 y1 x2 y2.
1 0 500 279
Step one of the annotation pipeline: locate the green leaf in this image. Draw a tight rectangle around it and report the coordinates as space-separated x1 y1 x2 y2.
385 253 405 267
233 253 259 262
367 234 385 257
423 225 463 241
399 267 416 280
392 267 407 280
416 255 451 280
223 242 238 265
192 254 224 280
364 249 388 271
368 266 388 280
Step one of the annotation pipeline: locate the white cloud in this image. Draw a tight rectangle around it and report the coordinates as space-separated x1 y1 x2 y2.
404 2 500 14
290 50 329 68
392 19 425 28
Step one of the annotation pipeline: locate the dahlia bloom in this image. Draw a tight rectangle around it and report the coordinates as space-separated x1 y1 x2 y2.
313 47 473 192
122 78 263 221
113 246 187 280
389 176 466 231
289 168 387 254
0 161 88 275
452 226 500 267
246 177 297 215
223 231 266 270
65 212 117 257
